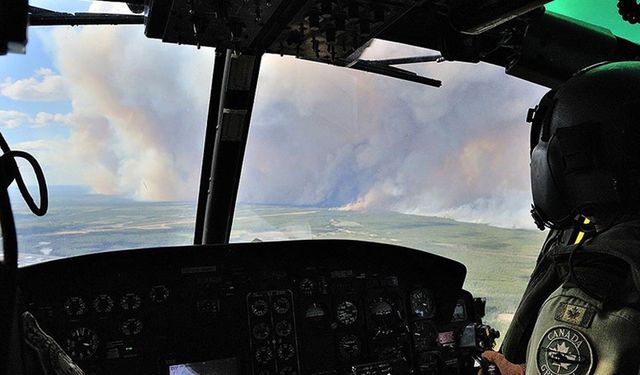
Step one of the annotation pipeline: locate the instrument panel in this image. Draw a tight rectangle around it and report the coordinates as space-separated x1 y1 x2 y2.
145 0 426 64
18 239 483 375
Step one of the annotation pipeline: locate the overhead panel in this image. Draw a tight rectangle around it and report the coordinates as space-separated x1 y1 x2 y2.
262 0 425 64
145 0 425 65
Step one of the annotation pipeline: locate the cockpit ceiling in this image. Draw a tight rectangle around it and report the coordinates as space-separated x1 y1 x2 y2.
144 0 552 65
146 0 426 65
143 0 640 88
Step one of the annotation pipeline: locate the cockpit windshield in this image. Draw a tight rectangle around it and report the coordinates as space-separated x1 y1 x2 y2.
1 2 213 265
231 40 549 336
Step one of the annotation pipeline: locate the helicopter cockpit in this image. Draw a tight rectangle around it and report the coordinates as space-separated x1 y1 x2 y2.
2 1 639 374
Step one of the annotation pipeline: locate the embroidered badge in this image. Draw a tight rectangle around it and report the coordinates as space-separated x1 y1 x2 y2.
554 303 595 328
536 326 594 375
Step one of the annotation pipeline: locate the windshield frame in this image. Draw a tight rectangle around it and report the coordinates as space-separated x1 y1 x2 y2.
194 50 264 245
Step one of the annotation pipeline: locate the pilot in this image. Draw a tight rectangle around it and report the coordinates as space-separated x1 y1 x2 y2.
482 61 640 374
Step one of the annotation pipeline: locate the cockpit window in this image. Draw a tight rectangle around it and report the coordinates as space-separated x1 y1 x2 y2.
1 2 214 266
231 40 549 337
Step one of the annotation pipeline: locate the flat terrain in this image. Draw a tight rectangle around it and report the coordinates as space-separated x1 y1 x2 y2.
14 190 546 340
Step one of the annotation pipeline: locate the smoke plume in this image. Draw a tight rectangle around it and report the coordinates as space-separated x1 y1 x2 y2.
36 3 547 227
238 41 548 228
47 2 214 200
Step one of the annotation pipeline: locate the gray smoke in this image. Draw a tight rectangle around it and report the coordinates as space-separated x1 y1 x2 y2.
46 2 214 200
238 41 548 228
38 4 547 227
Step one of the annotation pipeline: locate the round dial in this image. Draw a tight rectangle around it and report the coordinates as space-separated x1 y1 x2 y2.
149 285 169 303
252 322 270 340
273 297 290 314
251 299 270 317
64 297 86 317
338 334 362 360
369 297 394 318
255 346 273 364
65 327 99 361
120 293 141 311
277 343 296 361
410 289 435 318
275 320 292 337
93 294 114 314
121 318 143 336
336 301 358 326
299 278 314 295
304 303 326 321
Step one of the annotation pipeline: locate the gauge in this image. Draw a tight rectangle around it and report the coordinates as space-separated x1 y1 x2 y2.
337 334 362 360
121 318 143 336
336 301 358 326
279 366 297 375
65 327 99 361
255 345 273 364
273 296 290 314
250 298 270 317
410 289 435 318
304 303 326 321
451 300 466 322
275 320 293 337
149 285 169 303
93 294 114 314
120 293 141 311
277 343 296 361
369 297 394 318
252 322 270 340
413 321 437 350
64 297 86 317
299 278 314 295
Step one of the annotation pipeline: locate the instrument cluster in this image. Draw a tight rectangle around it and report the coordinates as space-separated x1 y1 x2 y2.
19 239 482 375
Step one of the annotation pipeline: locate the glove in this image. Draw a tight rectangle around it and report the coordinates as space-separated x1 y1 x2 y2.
22 311 85 375
481 351 526 375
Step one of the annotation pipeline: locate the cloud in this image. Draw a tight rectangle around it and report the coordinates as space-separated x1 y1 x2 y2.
1 68 69 101
34 112 71 127
0 110 69 129
0 110 31 128
11 138 84 187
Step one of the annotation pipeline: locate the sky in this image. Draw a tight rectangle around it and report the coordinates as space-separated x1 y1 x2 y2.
0 1 555 229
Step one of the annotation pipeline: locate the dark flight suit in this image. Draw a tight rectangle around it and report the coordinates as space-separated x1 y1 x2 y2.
501 219 640 374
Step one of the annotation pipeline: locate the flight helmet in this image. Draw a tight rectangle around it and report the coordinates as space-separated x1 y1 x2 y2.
529 61 640 229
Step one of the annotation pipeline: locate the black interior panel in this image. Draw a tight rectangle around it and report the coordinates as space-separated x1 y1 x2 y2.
18 239 485 375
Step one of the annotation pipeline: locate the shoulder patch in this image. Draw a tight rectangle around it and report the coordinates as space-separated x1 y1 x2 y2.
554 303 595 328
536 326 594 375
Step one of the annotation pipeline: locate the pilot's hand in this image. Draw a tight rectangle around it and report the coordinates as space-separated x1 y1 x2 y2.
23 311 85 375
480 351 525 375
